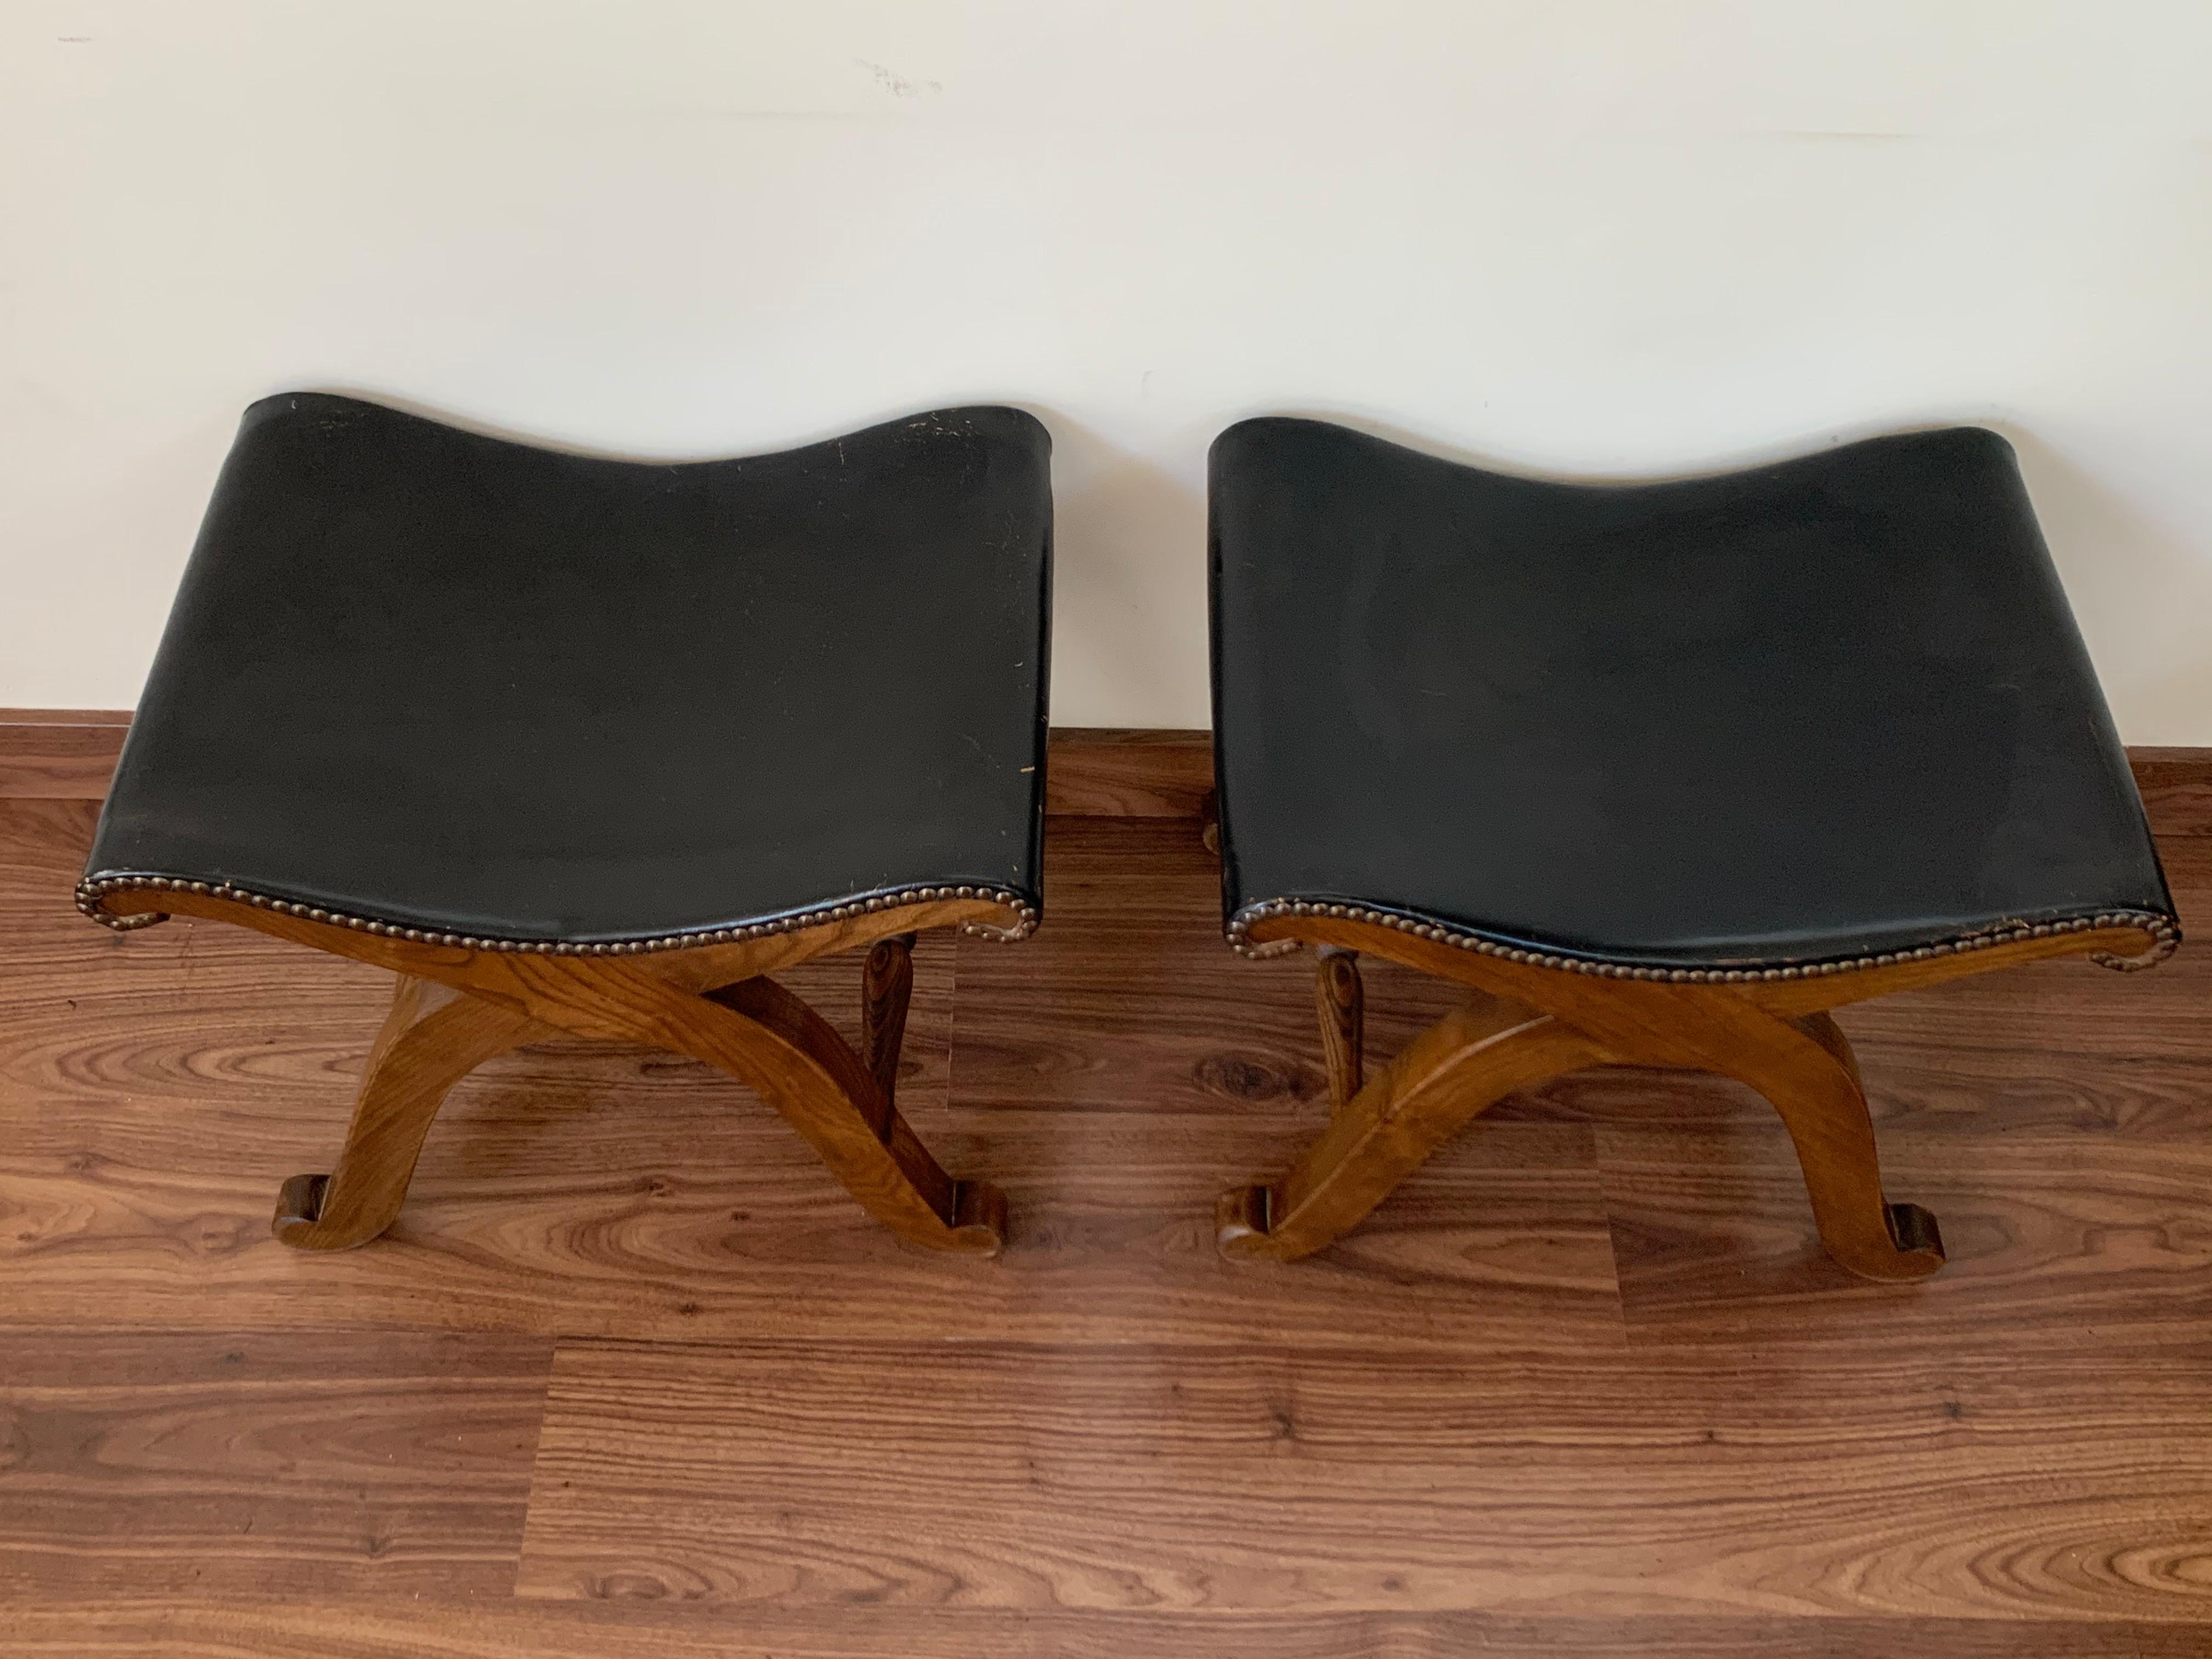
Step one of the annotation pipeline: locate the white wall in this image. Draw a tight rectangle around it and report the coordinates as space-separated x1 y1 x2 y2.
5 1 2210 736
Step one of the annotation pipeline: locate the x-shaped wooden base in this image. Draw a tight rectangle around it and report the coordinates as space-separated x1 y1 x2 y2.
92 889 1015 1256
1217 912 2168 1281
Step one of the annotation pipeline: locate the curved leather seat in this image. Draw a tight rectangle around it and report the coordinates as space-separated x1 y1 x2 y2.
1209 417 2175 971
84 394 1052 947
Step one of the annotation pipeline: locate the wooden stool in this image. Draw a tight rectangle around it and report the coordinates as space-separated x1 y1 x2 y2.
1207 419 2177 1281
80 394 1051 1256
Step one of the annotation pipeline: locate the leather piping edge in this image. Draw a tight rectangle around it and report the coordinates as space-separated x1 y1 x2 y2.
76 874 1041 951
1224 897 2180 977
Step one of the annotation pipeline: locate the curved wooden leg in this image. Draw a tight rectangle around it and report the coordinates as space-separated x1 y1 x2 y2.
697 974 1005 1255
1315 947 1364 1116
1217 989 1611 1262
1714 1011 1944 1282
273 975 544 1250
321 948 1006 1257
861 933 917 1106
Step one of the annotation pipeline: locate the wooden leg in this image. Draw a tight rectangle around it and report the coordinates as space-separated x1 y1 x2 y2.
1213 958 1938 1279
1217 989 1610 1262
277 951 999 1259
1707 1010 1944 1281
1206 899 2146 1283
1315 946 1363 1116
861 932 917 1106
699 974 1004 1255
94 887 1025 1256
273 975 544 1250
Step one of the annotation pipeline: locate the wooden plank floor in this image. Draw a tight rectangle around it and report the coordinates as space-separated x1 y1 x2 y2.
3 795 2210 1653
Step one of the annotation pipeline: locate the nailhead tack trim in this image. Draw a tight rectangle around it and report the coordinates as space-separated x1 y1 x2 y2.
76 876 1039 950
1223 898 2180 977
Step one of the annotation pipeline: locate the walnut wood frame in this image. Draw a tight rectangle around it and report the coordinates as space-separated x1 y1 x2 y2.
87 888 1013 1256
1216 911 2173 1281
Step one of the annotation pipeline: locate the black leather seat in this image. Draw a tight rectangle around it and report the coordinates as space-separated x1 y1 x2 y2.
84 393 1052 949
1209 417 2175 971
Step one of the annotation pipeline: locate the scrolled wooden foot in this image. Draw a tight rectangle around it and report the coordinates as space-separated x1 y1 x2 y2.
1830 1217 1945 1282
1726 1012 1945 1282
1886 1200 1945 1263
1215 1182 1277 1259
947 1179 1009 1256
273 975 543 1251
1316 947 1363 1117
272 1173 331 1244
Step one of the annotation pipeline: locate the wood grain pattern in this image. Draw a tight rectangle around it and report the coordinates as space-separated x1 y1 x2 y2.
516 1338 2212 1620
0 1121 1621 1348
945 818 1420 1119
15 1606 2211 1658
0 715 130 798
2129 746 2212 838
1043 726 1216 817
0 1330 549 1597
1599 1120 2212 1350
